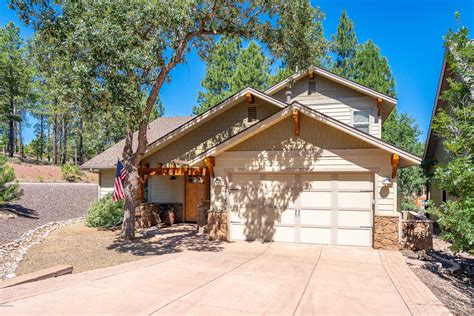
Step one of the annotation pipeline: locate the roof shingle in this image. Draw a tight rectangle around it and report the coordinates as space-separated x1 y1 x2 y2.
81 116 192 169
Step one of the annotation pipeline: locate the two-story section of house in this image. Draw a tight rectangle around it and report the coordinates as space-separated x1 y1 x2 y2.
82 66 421 250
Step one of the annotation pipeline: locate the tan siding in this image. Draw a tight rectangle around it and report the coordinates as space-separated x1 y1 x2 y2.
144 99 280 166
211 149 397 216
99 169 114 198
149 175 184 203
272 75 382 138
229 114 375 152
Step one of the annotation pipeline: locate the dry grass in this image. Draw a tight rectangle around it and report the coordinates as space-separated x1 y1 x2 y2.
8 161 97 183
17 222 223 276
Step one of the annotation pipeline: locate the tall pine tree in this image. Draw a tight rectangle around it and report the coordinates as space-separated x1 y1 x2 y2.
331 10 358 78
268 0 328 75
351 40 396 97
194 39 270 115
230 41 270 92
193 37 242 115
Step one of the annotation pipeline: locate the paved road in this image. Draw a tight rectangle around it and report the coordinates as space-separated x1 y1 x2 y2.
0 243 450 315
0 183 98 245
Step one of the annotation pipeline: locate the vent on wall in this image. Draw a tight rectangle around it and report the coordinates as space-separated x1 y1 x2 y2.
248 106 257 122
308 80 316 95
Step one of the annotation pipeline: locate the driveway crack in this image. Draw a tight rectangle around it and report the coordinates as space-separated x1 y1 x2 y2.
292 245 323 315
148 242 273 315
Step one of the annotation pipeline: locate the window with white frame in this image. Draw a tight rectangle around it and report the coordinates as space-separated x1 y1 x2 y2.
353 110 370 133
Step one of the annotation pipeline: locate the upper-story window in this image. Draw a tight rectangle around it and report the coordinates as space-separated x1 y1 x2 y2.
353 110 370 133
308 81 316 95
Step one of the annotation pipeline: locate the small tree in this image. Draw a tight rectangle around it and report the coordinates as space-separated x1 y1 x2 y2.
428 18 473 253
0 155 22 203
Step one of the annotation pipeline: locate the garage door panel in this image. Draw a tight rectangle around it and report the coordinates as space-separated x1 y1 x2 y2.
337 211 371 227
264 208 295 225
230 223 261 241
229 206 260 222
338 192 372 209
337 229 372 246
300 174 332 190
338 174 372 190
229 189 260 207
263 191 298 209
300 227 331 244
269 226 295 243
300 209 331 226
300 191 332 208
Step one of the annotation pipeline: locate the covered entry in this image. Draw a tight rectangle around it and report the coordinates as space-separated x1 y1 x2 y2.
228 172 374 246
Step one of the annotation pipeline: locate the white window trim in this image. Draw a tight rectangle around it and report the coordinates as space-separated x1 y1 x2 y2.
353 109 371 134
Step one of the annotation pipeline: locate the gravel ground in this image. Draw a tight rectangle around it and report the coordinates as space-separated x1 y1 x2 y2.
17 223 222 275
0 183 98 245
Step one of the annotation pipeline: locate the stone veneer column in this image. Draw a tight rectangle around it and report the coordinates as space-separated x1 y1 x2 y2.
373 216 401 250
206 211 228 241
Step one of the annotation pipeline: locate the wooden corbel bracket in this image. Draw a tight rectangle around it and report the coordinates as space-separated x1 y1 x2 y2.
292 109 300 137
391 153 400 179
204 156 215 178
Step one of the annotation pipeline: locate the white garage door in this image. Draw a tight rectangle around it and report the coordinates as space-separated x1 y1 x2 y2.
228 173 373 246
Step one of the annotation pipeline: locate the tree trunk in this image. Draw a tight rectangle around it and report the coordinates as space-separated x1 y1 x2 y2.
8 97 15 157
53 112 58 164
78 118 84 165
61 112 67 164
47 119 51 162
39 114 44 160
18 111 24 158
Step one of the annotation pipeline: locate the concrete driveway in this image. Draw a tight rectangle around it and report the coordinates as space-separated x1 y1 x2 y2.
0 242 449 315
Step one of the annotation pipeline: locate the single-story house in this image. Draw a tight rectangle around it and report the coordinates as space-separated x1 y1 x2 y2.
82 66 421 249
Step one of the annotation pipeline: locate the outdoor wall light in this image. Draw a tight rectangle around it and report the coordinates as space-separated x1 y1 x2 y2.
382 177 392 186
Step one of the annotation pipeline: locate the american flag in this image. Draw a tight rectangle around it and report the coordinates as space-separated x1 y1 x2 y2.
113 160 127 202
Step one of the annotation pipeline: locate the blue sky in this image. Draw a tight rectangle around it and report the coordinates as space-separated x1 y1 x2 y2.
1 0 473 145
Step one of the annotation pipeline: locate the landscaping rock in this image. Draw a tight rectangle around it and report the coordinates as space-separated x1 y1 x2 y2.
0 218 83 280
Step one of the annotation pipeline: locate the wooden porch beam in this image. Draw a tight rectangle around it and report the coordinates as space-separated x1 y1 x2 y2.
292 109 300 137
204 156 215 178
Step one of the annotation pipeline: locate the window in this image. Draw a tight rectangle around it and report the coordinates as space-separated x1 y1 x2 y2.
248 106 257 122
442 190 447 202
353 110 370 133
308 81 316 95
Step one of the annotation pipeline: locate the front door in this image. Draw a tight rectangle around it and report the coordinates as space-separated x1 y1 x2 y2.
185 175 209 222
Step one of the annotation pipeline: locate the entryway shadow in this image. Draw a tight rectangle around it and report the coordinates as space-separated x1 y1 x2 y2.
106 224 224 256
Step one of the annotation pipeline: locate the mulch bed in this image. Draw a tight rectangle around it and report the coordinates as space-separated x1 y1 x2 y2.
0 183 98 245
404 231 473 316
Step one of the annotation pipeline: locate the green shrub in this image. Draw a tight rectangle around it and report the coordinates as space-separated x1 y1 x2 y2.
85 194 124 228
61 163 83 182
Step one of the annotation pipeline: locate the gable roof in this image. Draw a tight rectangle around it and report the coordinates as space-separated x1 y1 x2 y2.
141 87 288 160
81 116 192 169
187 102 421 168
265 66 397 118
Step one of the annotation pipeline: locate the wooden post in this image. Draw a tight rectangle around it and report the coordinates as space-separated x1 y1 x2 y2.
292 109 300 137
391 153 400 179
245 92 254 104
377 98 383 117
308 69 314 79
204 156 215 178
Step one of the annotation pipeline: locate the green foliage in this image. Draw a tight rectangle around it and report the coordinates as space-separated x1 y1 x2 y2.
85 194 124 228
331 10 358 78
268 0 328 72
351 40 396 97
383 110 426 203
61 163 83 182
0 154 22 203
194 38 270 114
429 19 473 253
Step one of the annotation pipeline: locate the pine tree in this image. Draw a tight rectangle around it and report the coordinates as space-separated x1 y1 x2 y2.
269 0 328 73
331 10 358 78
0 154 22 203
230 41 270 92
194 39 270 115
351 40 396 97
193 37 242 115
0 22 32 157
